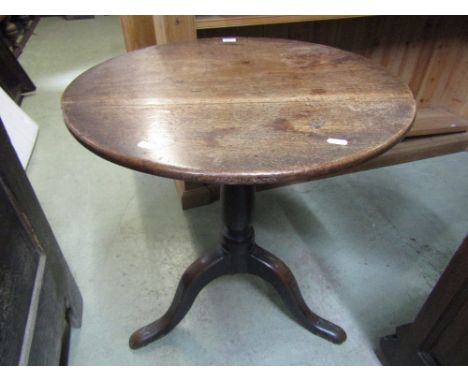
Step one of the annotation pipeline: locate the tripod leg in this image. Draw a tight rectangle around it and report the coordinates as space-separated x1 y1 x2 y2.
247 246 346 344
129 249 230 349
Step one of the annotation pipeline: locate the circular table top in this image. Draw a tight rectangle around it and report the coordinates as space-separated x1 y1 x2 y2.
62 37 416 185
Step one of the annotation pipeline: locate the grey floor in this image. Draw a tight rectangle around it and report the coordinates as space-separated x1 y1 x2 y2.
19 16 468 365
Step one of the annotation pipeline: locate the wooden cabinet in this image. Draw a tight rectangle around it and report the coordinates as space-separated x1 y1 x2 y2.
380 234 468 365
0 119 82 365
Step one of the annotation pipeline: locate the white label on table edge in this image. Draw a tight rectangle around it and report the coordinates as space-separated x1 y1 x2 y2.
222 37 237 43
137 140 158 150
327 138 348 146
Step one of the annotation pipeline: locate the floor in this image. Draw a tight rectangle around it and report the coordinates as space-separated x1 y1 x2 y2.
19 16 468 365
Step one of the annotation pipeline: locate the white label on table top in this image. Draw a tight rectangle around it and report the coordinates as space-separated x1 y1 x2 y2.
222 37 237 43
137 140 158 150
327 138 348 146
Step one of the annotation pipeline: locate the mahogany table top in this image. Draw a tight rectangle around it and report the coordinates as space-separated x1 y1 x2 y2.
62 37 416 184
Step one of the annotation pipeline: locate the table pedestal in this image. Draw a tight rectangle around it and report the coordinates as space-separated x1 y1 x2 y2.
129 185 346 349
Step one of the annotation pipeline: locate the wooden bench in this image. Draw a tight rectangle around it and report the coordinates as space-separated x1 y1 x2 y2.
120 15 468 209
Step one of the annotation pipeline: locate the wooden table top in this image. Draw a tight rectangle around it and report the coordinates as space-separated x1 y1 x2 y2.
62 37 416 184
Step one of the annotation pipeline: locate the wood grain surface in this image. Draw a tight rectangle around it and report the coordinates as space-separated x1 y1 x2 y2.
62 37 416 184
195 16 362 30
153 16 197 45
120 16 156 52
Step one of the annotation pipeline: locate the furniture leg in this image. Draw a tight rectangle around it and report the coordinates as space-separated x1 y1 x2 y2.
247 245 346 344
129 249 230 349
130 185 346 349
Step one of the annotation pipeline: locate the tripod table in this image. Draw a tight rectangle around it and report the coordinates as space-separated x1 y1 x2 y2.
61 37 416 349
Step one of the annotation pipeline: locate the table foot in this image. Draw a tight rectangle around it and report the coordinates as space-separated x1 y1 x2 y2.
129 249 230 349
248 245 346 344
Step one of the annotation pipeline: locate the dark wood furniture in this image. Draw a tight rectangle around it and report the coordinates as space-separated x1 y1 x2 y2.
0 119 82 365
120 16 468 210
0 16 37 104
380 233 468 365
0 36 35 104
0 16 39 58
61 38 415 349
